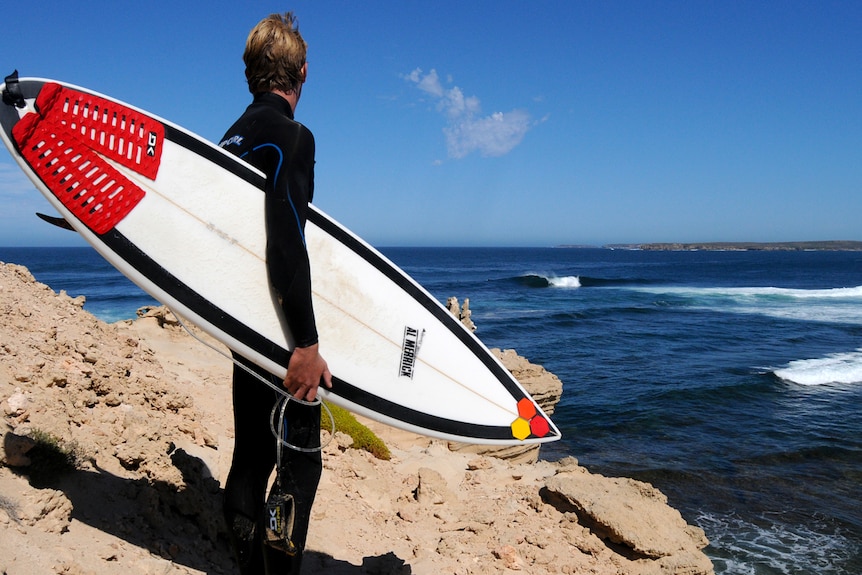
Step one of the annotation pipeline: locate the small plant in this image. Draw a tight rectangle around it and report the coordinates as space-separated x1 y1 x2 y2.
25 429 82 486
322 403 391 461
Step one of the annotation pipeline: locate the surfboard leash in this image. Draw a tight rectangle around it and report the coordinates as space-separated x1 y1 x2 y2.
169 308 334 452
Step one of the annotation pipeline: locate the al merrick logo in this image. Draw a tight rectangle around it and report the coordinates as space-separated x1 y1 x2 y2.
399 326 424 379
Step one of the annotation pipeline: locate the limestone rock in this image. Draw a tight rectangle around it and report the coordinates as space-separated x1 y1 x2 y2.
492 348 564 416
135 305 180 327
23 488 73 533
543 470 713 574
416 467 453 505
4 389 29 415
1 425 36 467
445 296 476 332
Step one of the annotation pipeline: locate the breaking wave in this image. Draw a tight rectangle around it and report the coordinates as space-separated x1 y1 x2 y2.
512 274 661 288
631 285 862 325
773 350 862 386
515 274 581 288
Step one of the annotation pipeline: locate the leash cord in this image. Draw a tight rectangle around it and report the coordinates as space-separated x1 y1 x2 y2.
170 309 334 452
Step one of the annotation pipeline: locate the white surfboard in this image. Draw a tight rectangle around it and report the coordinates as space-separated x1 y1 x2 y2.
0 73 560 445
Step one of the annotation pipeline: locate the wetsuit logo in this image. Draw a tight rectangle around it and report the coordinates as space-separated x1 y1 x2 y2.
219 134 244 148
399 326 424 379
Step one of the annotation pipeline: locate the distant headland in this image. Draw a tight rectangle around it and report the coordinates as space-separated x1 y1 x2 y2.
557 241 862 251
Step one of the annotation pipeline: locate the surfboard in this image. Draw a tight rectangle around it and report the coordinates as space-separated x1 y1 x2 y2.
0 72 560 445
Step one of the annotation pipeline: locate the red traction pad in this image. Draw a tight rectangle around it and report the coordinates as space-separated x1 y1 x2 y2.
35 82 164 180
11 83 164 235
13 111 147 235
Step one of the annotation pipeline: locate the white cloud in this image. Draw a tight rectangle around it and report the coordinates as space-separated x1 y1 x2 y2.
444 110 531 159
405 68 532 159
409 68 444 98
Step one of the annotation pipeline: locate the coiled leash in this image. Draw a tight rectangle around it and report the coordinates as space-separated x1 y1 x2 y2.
171 309 334 452
173 310 333 555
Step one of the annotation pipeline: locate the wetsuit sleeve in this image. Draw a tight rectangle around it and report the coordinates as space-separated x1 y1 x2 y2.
265 125 318 348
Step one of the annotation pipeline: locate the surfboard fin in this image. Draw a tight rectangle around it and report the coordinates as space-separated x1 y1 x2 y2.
2 70 25 108
36 212 76 231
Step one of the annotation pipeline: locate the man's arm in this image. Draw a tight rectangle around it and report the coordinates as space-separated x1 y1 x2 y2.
266 124 331 400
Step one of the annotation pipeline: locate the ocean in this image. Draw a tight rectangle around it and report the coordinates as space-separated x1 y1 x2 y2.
2 245 860 575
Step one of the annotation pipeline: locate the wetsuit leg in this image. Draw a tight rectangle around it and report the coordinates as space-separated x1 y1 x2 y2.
223 354 322 575
224 354 278 574
263 399 321 575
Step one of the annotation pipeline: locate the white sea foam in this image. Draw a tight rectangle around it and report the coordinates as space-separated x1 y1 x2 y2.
698 511 859 574
748 285 862 299
632 285 862 325
635 285 862 299
547 275 581 288
773 349 862 386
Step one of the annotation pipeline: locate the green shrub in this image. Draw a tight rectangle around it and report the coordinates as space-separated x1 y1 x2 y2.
321 402 391 461
25 429 82 486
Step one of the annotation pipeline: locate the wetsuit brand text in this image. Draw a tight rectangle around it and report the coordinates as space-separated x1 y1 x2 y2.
219 134 244 148
399 326 424 379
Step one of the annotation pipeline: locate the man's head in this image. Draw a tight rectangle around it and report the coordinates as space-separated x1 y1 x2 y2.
243 12 308 95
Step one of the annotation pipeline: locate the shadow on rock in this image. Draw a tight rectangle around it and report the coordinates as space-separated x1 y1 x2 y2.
302 550 412 574
12 442 235 574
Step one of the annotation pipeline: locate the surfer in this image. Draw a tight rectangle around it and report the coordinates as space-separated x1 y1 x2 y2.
218 12 332 575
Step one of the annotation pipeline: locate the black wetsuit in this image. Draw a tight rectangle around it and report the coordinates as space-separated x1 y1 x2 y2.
219 92 321 575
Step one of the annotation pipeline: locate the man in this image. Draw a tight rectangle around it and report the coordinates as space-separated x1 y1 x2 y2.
218 12 332 574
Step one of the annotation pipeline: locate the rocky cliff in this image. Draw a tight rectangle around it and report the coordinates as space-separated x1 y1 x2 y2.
0 262 713 574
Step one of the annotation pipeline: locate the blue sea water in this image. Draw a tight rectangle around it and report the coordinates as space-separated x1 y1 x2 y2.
2 245 861 575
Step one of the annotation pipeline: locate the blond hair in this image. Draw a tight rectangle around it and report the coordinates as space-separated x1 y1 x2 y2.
243 12 307 95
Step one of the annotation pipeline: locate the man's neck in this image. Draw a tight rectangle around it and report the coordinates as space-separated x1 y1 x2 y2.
272 89 299 114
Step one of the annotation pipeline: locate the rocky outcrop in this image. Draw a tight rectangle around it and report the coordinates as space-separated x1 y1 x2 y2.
446 296 476 332
493 347 564 417
0 262 229 572
312 443 714 575
543 462 714 574
445 297 565 464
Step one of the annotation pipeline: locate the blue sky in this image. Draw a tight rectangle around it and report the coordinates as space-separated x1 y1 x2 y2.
1 1 860 247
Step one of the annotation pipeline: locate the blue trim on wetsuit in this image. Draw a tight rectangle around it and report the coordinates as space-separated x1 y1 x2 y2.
247 143 306 247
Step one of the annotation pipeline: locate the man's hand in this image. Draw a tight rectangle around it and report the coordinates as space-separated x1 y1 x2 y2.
284 343 332 401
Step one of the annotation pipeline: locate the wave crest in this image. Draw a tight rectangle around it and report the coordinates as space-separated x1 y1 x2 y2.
516 274 581 288
773 349 862 385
